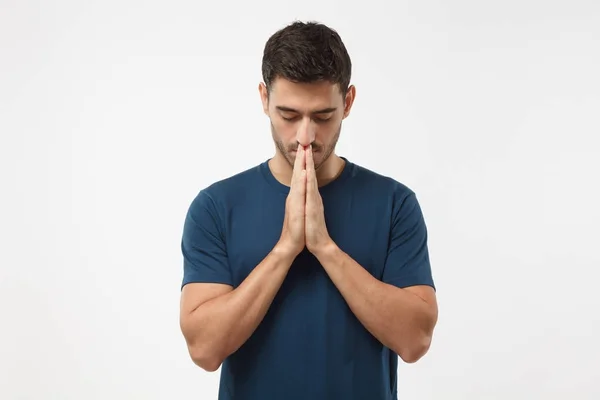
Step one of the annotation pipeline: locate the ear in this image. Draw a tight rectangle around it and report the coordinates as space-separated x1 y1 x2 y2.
258 82 269 115
342 85 356 119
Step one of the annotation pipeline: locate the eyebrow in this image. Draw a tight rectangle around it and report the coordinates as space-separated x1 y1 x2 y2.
276 106 337 114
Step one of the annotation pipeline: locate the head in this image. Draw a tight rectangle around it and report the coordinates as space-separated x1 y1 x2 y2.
259 21 356 171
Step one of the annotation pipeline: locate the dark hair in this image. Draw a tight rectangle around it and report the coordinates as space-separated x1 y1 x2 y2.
261 21 352 96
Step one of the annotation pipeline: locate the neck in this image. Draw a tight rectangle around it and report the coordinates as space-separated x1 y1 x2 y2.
268 152 345 187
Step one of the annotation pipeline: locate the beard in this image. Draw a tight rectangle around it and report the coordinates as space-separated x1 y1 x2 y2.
270 121 341 171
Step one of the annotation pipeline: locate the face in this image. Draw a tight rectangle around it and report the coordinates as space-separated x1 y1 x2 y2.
259 77 356 170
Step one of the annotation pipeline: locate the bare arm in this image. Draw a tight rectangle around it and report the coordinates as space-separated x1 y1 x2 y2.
180 144 306 371
179 243 296 372
313 243 438 363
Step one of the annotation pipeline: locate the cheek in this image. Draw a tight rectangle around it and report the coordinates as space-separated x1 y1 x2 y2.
319 125 338 141
271 120 295 139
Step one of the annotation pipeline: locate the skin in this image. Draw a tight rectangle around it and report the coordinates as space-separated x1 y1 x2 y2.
179 77 438 372
259 78 353 188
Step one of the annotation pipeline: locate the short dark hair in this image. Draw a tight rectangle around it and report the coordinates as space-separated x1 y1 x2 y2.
261 21 352 96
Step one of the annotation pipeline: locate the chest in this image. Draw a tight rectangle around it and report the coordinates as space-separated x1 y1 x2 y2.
224 192 392 287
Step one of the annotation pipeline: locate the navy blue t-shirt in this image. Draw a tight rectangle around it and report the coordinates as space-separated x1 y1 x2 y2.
181 157 435 400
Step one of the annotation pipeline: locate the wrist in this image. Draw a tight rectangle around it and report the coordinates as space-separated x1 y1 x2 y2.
310 239 339 261
272 241 302 263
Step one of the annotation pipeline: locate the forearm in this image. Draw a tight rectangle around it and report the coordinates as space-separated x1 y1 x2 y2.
186 244 296 370
314 243 437 363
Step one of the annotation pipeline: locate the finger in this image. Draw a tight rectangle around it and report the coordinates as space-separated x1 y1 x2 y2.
298 146 307 197
305 146 317 198
290 145 303 188
306 144 315 174
291 144 305 186
298 169 307 198
294 143 306 172
290 148 305 202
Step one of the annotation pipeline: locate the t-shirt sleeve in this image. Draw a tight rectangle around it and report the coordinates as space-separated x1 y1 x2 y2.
382 190 435 290
180 189 232 289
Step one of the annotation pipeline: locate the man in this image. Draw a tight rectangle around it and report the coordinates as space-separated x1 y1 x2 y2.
179 21 438 400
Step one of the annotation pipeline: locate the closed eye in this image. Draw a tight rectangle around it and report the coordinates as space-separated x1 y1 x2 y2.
314 115 332 122
282 115 331 123
277 105 336 123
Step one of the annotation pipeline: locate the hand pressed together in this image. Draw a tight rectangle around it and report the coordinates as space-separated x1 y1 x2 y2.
278 144 307 257
277 144 333 258
304 144 333 255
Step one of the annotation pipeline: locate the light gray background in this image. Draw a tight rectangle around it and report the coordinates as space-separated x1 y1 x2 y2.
1 0 599 399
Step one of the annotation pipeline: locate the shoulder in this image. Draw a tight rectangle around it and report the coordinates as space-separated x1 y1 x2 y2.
186 162 265 217
347 161 428 238
344 160 426 225
348 160 417 203
206 163 264 197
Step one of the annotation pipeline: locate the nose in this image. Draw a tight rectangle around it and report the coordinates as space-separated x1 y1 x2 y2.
295 118 316 147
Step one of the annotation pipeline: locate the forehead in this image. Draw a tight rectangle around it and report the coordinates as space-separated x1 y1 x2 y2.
269 78 342 111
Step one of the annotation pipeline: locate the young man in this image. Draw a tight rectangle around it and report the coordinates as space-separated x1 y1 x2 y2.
179 21 438 400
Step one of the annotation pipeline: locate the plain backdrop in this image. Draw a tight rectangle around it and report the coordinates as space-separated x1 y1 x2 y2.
1 0 599 399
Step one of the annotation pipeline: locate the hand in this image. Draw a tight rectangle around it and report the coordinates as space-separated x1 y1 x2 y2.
277 143 307 258
304 145 333 255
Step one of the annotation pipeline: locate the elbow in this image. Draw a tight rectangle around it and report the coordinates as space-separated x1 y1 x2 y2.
180 318 224 372
398 307 438 363
189 344 223 372
194 357 222 372
183 330 224 372
397 334 433 364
